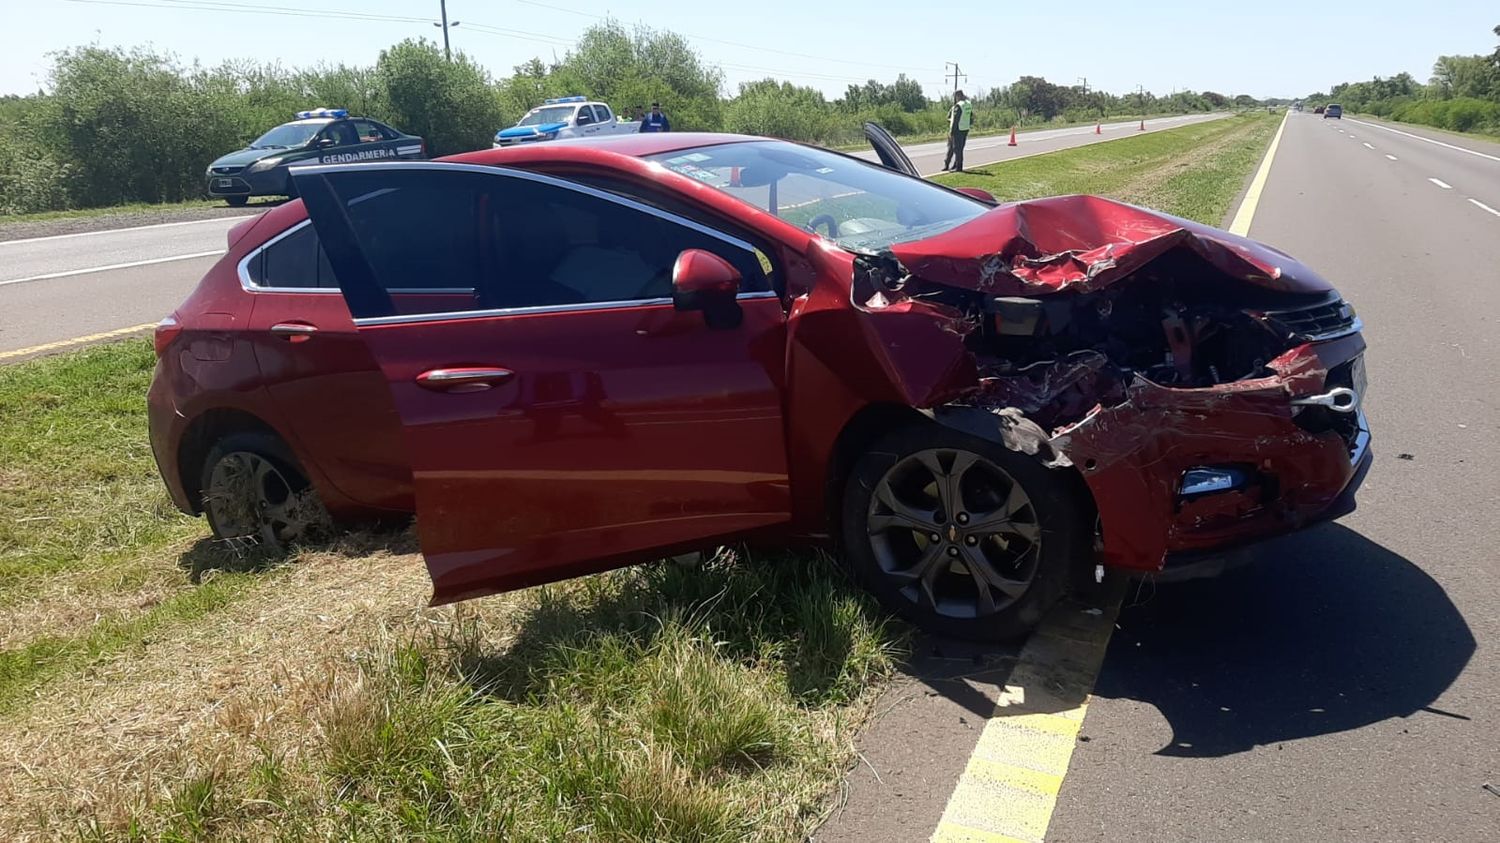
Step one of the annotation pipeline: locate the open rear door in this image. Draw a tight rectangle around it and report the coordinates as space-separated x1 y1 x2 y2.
863 121 920 177
291 161 791 604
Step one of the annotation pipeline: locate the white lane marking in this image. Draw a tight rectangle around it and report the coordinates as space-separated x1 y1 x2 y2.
1347 118 1500 163
0 215 254 247
1428 178 1453 189
0 251 221 287
1362 142 1374 149
1468 198 1500 218
1386 154 1398 161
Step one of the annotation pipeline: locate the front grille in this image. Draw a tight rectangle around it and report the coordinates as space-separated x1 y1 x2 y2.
1262 295 1358 342
211 165 245 175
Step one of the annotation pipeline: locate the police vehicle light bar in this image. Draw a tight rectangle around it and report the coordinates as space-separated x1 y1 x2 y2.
295 108 349 119
543 96 586 104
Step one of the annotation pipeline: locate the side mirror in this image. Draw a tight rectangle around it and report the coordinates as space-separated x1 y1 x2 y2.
672 249 742 329
955 186 997 204
315 137 337 149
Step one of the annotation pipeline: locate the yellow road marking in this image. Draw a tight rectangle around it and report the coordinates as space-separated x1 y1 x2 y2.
0 323 156 362
929 594 1122 843
1228 109 1290 236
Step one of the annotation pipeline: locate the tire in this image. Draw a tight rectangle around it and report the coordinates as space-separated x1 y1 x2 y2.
840 424 1090 641
199 432 324 549
225 195 249 207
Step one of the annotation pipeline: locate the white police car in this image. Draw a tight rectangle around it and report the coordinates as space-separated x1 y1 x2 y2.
205 108 425 206
493 96 637 147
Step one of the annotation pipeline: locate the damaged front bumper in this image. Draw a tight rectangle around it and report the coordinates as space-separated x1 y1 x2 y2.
1057 331 1371 575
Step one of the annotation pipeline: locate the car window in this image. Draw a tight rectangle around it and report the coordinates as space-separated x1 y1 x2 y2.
593 104 612 123
307 168 771 319
321 121 359 147
576 108 594 125
251 121 324 149
647 140 986 252
351 119 383 143
244 223 336 289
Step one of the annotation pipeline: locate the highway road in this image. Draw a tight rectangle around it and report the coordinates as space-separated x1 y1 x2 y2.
1047 112 1499 841
0 112 1227 360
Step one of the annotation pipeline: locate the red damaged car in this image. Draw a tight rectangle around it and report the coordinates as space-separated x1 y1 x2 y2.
148 124 1370 640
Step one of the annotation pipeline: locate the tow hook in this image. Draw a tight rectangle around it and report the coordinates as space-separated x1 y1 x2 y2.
1291 386 1360 414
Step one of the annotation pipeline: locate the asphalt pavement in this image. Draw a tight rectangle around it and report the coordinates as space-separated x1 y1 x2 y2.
1045 112 1499 841
0 113 1227 360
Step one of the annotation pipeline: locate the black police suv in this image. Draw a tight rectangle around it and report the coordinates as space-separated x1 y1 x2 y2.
205 109 425 205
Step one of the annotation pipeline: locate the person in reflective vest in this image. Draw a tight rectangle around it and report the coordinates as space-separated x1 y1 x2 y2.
639 102 671 133
944 90 973 172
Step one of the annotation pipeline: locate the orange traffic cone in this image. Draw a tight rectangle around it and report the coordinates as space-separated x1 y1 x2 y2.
1138 119 1146 131
1007 126 1018 147
1095 121 1102 134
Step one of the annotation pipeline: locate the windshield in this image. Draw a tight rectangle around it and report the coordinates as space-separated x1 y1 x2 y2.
251 121 326 149
648 141 987 251
518 106 576 127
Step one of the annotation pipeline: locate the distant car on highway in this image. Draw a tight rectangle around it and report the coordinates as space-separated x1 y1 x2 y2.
1313 105 1325 114
205 109 425 206
493 96 635 147
150 124 1371 642
1324 104 1343 119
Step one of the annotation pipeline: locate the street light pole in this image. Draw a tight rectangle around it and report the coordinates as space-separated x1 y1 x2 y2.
438 0 453 60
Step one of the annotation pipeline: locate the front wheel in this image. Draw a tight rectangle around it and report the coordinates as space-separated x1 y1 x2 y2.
200 432 325 549
224 195 249 207
840 425 1090 641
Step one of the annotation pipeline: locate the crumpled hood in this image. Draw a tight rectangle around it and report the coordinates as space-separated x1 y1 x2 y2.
497 121 568 140
209 147 283 168
888 194 1334 296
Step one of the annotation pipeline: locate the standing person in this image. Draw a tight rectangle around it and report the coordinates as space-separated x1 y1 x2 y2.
638 102 671 133
943 90 973 172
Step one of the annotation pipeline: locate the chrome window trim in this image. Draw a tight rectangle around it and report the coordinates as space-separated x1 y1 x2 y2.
244 162 776 300
353 290 780 327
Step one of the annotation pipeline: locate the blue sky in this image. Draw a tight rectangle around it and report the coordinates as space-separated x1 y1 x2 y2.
2 0 1496 99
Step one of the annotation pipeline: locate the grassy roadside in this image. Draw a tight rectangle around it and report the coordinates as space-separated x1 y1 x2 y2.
936 111 1279 223
0 197 279 226
1349 112 1500 144
0 113 1282 839
828 111 1205 151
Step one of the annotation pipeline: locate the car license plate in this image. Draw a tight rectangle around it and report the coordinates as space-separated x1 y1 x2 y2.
1351 356 1368 403
216 178 232 187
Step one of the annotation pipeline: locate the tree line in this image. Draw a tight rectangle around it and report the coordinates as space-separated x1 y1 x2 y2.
0 21 1231 216
1301 25 1500 134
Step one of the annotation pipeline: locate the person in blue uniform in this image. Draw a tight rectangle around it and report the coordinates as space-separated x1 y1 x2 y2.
639 102 671 133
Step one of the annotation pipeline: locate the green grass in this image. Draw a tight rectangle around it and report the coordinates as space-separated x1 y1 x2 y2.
87 551 904 841
936 111 1280 225
0 340 199 593
829 111 1205 152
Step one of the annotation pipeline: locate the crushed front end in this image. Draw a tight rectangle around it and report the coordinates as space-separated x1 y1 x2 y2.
851 195 1372 574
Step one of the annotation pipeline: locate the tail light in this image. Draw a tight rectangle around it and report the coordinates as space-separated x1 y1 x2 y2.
154 314 183 357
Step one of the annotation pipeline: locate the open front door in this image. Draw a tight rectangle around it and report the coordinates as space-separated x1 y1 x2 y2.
863 121 920 177
291 162 791 603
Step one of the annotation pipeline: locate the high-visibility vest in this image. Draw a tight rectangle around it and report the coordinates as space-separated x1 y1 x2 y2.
957 99 973 131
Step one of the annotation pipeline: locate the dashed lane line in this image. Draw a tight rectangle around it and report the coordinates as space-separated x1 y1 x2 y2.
1468 198 1500 218
0 323 156 362
1362 142 1375 150
1386 154 1398 161
929 595 1122 843
1429 178 1453 190
1227 109 1290 236
1346 118 1500 163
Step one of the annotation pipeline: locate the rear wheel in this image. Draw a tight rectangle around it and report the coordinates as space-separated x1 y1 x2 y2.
841 424 1089 641
224 195 249 207
199 433 324 549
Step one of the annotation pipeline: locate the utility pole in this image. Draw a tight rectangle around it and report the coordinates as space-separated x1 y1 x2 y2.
945 62 967 96
434 0 460 60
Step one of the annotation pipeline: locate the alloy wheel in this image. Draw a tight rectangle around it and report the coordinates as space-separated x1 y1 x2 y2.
866 448 1042 619
204 451 314 547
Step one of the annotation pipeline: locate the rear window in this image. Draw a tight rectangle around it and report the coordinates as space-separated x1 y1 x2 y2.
244 223 336 289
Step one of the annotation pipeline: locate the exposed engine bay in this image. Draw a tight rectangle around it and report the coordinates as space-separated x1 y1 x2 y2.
854 247 1352 433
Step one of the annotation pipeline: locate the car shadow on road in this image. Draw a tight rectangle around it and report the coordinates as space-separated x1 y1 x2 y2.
1094 522 1475 757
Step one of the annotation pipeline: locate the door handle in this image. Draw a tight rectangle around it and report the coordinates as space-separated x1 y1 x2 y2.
269 322 318 343
416 367 515 392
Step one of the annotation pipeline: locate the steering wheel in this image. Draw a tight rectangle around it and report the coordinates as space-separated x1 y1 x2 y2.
805 213 840 238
